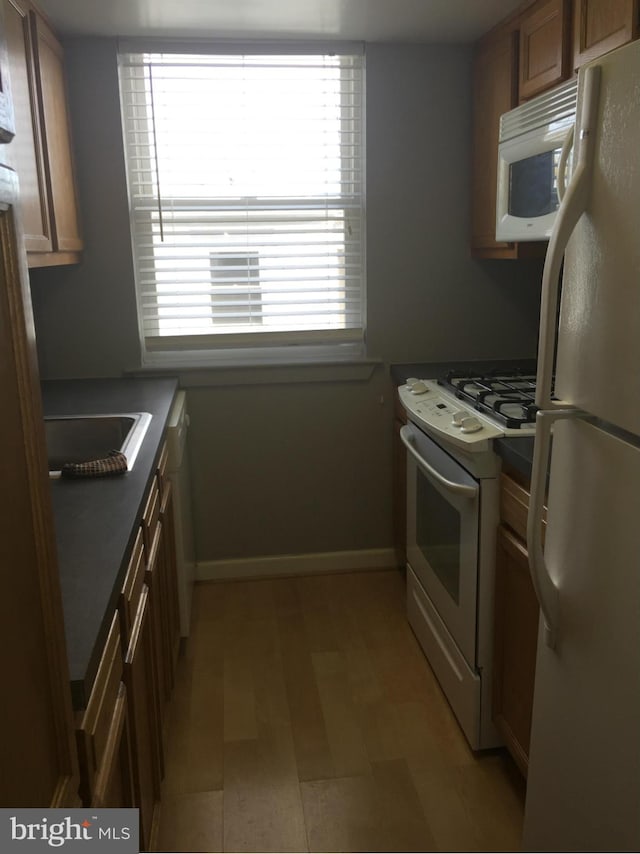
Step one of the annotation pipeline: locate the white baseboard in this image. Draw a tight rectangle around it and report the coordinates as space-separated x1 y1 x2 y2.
195 548 398 582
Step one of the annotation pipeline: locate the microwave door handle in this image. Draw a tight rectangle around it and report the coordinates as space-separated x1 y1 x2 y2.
535 64 601 410
400 425 478 499
556 124 574 203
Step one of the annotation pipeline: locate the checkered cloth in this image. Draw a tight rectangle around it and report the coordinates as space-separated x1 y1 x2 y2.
60 450 128 478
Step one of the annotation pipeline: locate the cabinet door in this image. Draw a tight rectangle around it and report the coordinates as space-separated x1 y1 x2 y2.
124 586 161 852
471 27 519 257
119 527 146 653
0 0 51 250
30 10 82 252
91 684 134 809
159 478 180 688
75 612 124 805
519 0 571 101
492 524 540 776
0 166 79 807
573 0 639 68
146 521 169 739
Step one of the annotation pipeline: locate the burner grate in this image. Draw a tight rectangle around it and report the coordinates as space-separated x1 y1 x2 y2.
439 369 545 429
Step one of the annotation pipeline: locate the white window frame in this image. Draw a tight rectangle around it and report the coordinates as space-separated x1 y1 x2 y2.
118 40 366 368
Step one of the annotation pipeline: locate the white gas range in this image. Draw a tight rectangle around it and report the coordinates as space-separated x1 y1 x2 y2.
398 369 539 750
400 371 538 451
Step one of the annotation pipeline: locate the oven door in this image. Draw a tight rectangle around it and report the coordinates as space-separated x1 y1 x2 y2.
401 422 479 666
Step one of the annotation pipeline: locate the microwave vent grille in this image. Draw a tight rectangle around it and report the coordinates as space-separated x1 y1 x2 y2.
499 79 578 142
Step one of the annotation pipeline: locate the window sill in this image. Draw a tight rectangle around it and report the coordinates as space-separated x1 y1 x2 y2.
126 356 383 387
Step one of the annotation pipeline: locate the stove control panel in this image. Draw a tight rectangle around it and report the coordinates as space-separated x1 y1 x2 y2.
398 380 505 449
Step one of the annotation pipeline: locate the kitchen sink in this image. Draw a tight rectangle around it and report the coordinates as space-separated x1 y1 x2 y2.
45 412 152 477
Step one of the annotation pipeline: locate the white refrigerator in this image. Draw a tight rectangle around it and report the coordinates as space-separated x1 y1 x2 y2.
523 39 640 851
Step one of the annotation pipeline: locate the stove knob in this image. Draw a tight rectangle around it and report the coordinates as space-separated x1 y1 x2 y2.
410 380 428 394
452 410 467 426
460 416 483 434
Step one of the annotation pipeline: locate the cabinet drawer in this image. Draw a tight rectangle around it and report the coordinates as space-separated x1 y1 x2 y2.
76 612 123 802
120 527 145 648
142 478 160 554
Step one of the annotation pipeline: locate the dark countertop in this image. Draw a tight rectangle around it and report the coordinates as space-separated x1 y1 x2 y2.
390 359 537 387
391 361 536 481
493 436 535 481
41 377 178 709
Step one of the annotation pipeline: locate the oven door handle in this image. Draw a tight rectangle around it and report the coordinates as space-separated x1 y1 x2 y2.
400 426 478 499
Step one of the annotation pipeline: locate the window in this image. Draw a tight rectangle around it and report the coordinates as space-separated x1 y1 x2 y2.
118 43 365 365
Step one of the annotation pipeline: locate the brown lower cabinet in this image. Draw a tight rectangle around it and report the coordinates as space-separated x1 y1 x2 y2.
146 522 168 774
75 613 133 808
160 479 181 698
125 585 162 852
493 523 540 776
91 684 133 808
492 471 545 777
74 443 181 852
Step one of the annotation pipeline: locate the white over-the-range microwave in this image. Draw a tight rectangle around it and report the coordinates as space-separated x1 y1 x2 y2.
496 78 578 242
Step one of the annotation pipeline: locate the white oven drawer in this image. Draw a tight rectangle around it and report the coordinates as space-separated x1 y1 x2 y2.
407 565 482 750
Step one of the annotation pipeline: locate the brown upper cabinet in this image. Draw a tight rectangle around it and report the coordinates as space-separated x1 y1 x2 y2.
0 0 82 266
573 0 640 67
519 0 571 100
470 0 639 258
471 26 520 258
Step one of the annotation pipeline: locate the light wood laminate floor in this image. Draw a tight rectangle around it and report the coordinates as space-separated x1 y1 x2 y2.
158 570 525 852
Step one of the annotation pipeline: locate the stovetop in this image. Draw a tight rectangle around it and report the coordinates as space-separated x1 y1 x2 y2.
398 367 545 454
438 368 544 429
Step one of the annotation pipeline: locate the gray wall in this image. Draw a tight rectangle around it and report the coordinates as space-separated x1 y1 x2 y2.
30 39 543 564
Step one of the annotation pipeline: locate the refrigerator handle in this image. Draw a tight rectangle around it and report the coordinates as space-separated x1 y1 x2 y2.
527 407 584 648
535 65 601 410
556 124 574 203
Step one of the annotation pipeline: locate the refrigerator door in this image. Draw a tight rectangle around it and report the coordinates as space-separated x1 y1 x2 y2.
555 40 640 435
523 418 640 851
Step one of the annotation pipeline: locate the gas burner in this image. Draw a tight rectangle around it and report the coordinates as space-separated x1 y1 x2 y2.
439 369 546 429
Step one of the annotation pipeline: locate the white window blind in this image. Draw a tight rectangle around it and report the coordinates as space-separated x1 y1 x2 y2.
118 44 365 361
